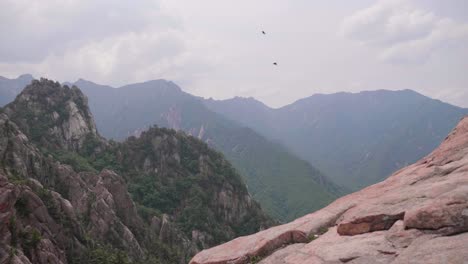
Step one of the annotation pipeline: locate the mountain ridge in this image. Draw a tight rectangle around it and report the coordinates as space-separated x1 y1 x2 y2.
205 88 468 190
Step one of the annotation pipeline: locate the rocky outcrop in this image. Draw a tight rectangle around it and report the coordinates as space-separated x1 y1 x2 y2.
0 161 149 263
2 78 99 151
0 95 168 263
190 116 468 264
0 78 271 263
0 81 155 262
0 174 72 264
119 127 273 245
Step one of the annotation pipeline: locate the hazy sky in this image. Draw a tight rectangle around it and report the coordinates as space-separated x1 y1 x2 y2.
1 0 467 108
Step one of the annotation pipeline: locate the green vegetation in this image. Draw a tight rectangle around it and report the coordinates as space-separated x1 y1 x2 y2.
34 187 72 228
49 124 270 247
7 172 29 186
146 239 185 264
307 226 329 242
7 247 19 264
72 245 131 264
30 122 268 260
8 216 17 247
66 236 183 264
50 150 97 172
73 79 341 222
5 78 93 149
208 90 468 191
20 228 42 251
249 255 262 264
2 79 271 263
136 204 161 222
87 247 129 264
6 223 42 264
318 226 328 234
14 197 29 217
220 133 339 221
112 127 264 242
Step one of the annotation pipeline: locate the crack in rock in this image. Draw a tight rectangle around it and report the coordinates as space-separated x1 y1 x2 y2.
337 212 405 236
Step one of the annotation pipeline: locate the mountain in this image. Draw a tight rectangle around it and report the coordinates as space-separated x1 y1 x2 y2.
191 115 468 264
205 90 468 190
0 78 272 264
10 76 466 217
0 76 342 222
0 74 34 106
68 78 341 221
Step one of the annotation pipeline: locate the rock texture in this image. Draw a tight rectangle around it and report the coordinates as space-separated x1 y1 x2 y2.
190 116 468 264
3 79 99 151
0 78 271 264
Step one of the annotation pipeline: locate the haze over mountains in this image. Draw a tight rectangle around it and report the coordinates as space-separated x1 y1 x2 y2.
0 74 34 106
206 90 468 190
1 74 467 218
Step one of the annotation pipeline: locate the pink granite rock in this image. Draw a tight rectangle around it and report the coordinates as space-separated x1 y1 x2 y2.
190 116 468 264
337 212 405 236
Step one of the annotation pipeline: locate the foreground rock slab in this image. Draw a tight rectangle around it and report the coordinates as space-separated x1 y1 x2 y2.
190 116 468 264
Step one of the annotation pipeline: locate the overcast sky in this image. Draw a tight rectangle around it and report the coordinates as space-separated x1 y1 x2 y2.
0 0 467 108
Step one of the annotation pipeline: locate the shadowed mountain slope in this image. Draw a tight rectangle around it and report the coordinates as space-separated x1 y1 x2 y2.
206 90 468 190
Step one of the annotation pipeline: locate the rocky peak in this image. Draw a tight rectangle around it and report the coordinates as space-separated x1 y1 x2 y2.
190 116 468 264
0 79 274 263
2 78 98 152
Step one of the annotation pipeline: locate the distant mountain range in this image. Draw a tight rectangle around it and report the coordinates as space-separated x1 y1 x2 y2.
205 90 468 190
1 74 466 217
0 74 34 106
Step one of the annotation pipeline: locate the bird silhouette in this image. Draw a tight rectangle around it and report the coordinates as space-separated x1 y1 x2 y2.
262 31 266 34
273 62 278 66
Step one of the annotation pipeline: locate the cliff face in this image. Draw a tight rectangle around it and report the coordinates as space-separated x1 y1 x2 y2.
3 79 98 152
0 109 146 263
191 116 468 264
0 78 271 264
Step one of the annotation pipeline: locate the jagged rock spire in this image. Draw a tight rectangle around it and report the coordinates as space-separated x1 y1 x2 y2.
2 78 99 152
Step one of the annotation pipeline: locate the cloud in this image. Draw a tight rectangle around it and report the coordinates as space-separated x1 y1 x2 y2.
0 29 218 86
0 0 220 85
340 0 468 63
0 1 467 108
0 0 179 63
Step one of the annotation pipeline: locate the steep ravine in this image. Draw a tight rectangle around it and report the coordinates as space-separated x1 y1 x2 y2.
191 115 468 264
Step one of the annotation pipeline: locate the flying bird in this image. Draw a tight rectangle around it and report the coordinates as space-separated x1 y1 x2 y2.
273 62 278 66
262 31 266 34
